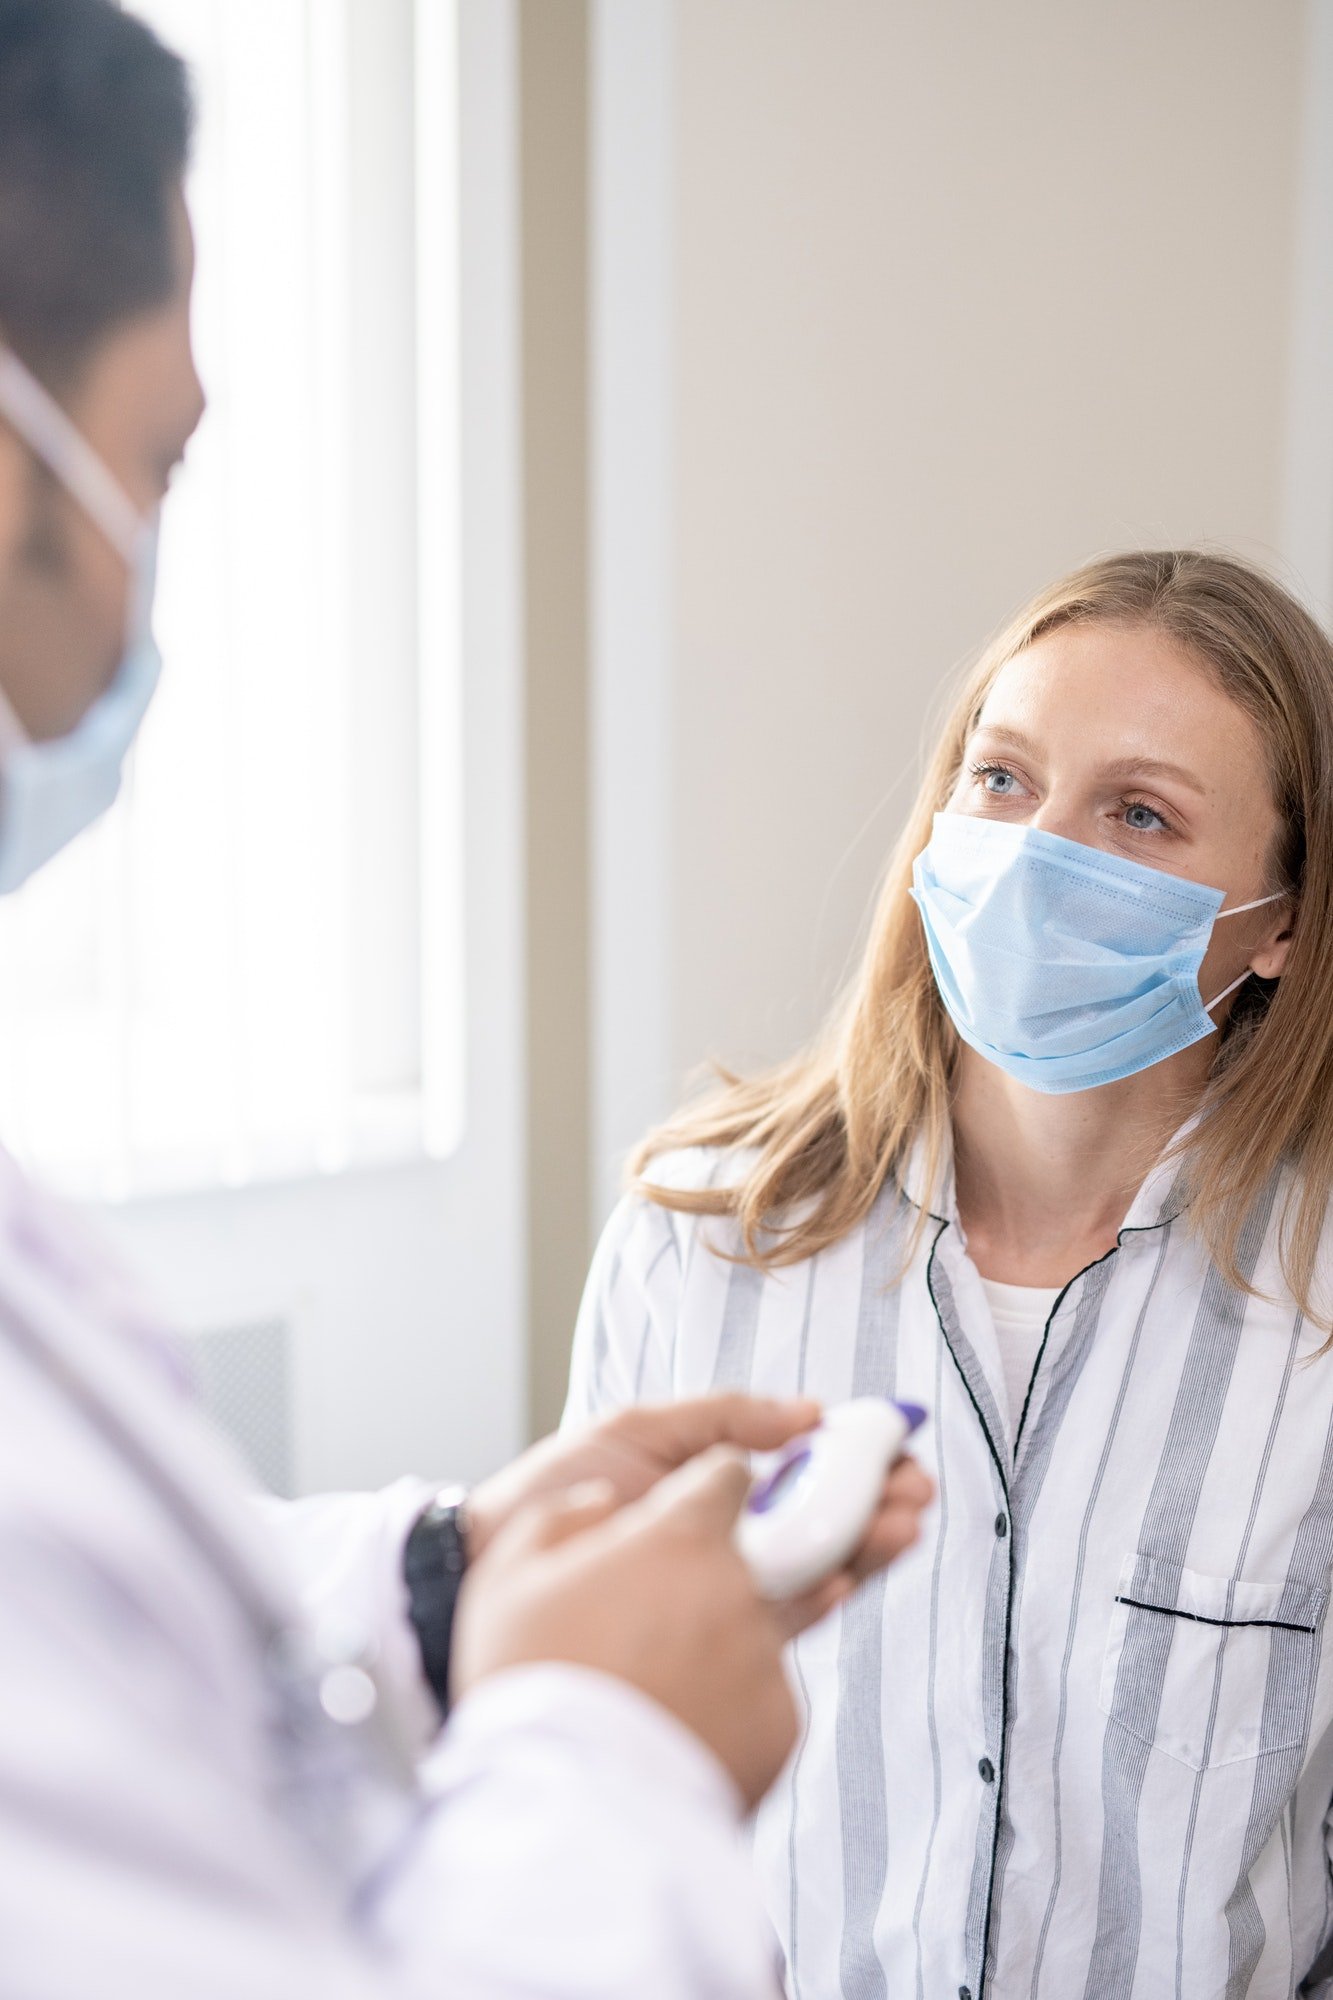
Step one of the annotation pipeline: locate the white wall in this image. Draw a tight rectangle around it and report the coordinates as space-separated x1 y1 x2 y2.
103 1158 516 1494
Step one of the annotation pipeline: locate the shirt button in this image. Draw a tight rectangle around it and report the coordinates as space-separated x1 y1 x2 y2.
994 1512 1008 1538
959 1987 973 2000
978 1756 995 1784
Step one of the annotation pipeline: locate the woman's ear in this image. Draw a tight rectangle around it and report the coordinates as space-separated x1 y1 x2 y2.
1250 902 1297 981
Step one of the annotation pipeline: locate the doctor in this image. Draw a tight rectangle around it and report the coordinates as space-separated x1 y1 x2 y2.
0 4 934 1997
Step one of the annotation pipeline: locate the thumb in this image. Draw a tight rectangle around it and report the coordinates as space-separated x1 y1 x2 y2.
646 1443 753 1538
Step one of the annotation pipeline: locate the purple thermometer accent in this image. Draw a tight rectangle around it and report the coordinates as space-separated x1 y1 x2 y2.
747 1445 813 1515
894 1401 928 1436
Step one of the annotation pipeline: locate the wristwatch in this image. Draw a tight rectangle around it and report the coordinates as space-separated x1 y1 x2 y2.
403 1486 472 1720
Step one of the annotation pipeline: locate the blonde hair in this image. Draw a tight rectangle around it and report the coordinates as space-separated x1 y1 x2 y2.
633 550 1333 1321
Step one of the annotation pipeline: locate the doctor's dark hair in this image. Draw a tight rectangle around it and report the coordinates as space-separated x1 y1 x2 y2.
634 549 1333 1335
0 0 192 384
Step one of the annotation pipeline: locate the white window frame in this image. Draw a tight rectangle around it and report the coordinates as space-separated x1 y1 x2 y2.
99 0 528 1494
0 0 472 1204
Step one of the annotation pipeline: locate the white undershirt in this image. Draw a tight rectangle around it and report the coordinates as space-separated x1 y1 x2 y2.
979 1275 1061 1427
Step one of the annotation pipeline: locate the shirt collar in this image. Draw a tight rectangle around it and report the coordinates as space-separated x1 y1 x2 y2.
1117 1128 1193 1235
896 1117 1194 1237
897 1127 958 1225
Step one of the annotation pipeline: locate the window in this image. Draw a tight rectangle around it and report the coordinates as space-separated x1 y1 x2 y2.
0 0 463 1200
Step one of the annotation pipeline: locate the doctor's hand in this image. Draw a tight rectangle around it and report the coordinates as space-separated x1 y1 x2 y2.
772 1452 936 1641
466 1395 935 1628
452 1447 798 1810
836 1451 935 1587
465 1393 823 1560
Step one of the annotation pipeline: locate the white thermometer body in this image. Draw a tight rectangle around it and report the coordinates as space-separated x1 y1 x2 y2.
736 1397 927 1601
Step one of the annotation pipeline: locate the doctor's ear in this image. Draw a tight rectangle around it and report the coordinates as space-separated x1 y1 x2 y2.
1250 903 1298 982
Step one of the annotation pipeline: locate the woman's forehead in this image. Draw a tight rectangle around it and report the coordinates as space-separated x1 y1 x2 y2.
975 623 1267 770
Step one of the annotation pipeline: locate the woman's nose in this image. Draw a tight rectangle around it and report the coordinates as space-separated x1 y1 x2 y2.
1028 798 1086 844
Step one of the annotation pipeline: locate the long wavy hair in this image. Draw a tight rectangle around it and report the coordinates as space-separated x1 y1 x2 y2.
633 550 1333 1321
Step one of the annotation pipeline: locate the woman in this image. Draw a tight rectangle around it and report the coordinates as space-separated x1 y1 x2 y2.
565 550 1333 2000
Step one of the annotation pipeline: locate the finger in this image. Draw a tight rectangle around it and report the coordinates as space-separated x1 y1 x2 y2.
850 1460 935 1531
843 1504 926 1580
881 1458 935 1508
643 1443 754 1535
504 1478 621 1555
774 1572 854 1640
622 1392 822 1464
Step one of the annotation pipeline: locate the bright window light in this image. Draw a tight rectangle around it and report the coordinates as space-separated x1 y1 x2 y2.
0 0 464 1200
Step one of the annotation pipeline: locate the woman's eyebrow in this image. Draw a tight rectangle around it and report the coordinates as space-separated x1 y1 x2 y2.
970 724 1036 756
1095 756 1208 796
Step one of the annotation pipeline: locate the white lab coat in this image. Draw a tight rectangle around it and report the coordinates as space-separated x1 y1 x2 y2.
0 1146 777 1999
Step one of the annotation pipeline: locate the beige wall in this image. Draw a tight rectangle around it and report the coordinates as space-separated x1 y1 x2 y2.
522 0 1311 1430
519 0 591 1437
669 0 1307 1085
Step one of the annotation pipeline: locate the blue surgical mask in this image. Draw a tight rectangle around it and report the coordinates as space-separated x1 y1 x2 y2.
910 812 1282 1094
0 347 162 893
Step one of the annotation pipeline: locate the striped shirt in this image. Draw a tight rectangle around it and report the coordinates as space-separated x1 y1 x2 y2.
563 1140 1333 2000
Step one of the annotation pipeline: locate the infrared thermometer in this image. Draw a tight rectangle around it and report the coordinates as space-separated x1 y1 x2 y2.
736 1397 928 1600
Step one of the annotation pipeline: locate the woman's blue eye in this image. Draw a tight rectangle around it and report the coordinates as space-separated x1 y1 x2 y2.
981 768 1017 796
1124 801 1164 832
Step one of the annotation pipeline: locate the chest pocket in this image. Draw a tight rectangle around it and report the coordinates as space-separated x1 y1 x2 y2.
1099 1551 1328 1772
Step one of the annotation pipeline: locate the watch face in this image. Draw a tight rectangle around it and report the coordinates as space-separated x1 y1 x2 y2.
747 1445 814 1516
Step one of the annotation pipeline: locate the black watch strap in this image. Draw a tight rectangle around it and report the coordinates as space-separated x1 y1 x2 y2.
403 1490 471 1721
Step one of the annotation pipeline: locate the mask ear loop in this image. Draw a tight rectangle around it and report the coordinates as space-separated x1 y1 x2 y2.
1203 890 1287 1014
1204 966 1258 1015
1217 891 1285 919
0 346 142 563
0 680 29 756
0 347 151 754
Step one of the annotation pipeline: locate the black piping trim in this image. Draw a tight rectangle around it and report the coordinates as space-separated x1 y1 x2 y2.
925 1219 1010 2000
1114 1595 1317 1637
926 1221 1009 1497
893 1176 950 1228
931 1209 1185 2000
1011 1211 1183 1459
